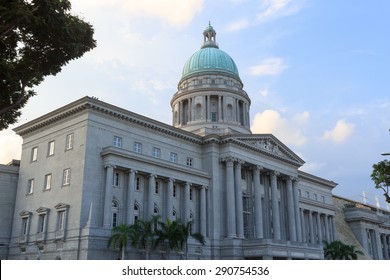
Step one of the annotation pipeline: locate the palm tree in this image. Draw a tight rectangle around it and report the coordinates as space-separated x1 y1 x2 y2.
179 220 206 260
155 219 206 259
133 216 159 259
323 240 363 260
154 219 183 259
108 224 133 260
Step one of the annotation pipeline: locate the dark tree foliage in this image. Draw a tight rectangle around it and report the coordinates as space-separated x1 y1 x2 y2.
323 240 363 260
0 0 96 130
371 159 390 203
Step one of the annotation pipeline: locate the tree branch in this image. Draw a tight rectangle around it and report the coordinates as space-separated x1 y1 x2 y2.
0 94 25 115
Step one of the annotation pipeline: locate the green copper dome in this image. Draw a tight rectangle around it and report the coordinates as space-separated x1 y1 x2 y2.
181 23 240 80
181 47 240 80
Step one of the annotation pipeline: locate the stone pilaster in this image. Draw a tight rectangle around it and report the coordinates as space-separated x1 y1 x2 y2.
286 176 297 241
200 185 207 237
270 171 281 240
103 165 114 228
253 166 264 239
235 160 245 238
127 169 136 225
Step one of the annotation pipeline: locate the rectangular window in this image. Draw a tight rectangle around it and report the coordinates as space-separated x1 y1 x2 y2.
57 211 65 230
38 215 46 233
298 189 302 197
170 152 178 163
65 133 74 150
305 191 310 199
134 142 142 153
186 157 193 167
321 195 326 203
44 174 52 190
63 168 71 186
155 181 159 194
31 147 38 162
313 193 318 201
135 177 141 191
114 172 119 187
173 185 176 198
211 112 217 122
21 217 28 235
27 179 34 194
113 136 122 148
47 141 55 156
153 147 161 158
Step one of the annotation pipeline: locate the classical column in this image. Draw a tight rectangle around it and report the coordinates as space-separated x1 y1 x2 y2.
206 95 211 121
375 231 384 259
179 101 183 125
103 165 114 228
301 209 307 242
127 169 136 225
218 95 222 121
382 234 389 260
286 177 297 241
183 182 191 223
316 213 323 244
234 160 245 238
330 215 337 241
292 179 302 242
225 157 236 237
200 186 207 237
147 174 156 218
309 211 315 244
270 171 281 239
324 215 330 242
253 166 264 239
166 178 174 221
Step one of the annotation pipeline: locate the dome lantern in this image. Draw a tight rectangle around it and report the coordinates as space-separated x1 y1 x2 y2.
202 21 218 49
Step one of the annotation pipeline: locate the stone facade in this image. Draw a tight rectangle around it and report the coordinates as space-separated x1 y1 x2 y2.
0 160 19 259
3 96 338 260
336 195 390 259
3 25 382 260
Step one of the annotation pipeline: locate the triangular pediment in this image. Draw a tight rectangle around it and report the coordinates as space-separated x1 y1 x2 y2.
54 203 69 210
19 210 32 217
36 207 50 214
232 134 305 166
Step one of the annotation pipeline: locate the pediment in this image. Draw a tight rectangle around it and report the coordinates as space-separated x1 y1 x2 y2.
19 210 32 217
233 135 305 166
36 207 50 214
54 203 70 210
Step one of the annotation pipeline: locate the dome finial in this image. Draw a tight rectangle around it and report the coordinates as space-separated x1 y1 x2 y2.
202 22 218 49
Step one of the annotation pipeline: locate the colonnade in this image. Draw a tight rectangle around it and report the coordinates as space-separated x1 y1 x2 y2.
175 94 250 127
220 157 336 244
366 229 390 259
102 165 208 237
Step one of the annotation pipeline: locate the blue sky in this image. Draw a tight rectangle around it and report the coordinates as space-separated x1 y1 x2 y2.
1 0 389 208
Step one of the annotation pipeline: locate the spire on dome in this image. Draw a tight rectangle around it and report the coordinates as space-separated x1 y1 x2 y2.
202 21 218 49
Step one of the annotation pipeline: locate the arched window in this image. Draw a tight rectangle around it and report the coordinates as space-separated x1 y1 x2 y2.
134 204 140 221
195 104 202 120
226 104 233 121
112 200 119 227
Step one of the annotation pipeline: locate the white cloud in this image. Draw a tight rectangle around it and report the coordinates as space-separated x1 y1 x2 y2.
251 109 309 147
225 19 250 32
299 161 327 173
322 119 356 144
75 0 204 28
0 129 22 164
249 57 288 76
257 0 303 22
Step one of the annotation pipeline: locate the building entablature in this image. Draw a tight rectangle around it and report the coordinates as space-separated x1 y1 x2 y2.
101 146 210 186
218 134 305 167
